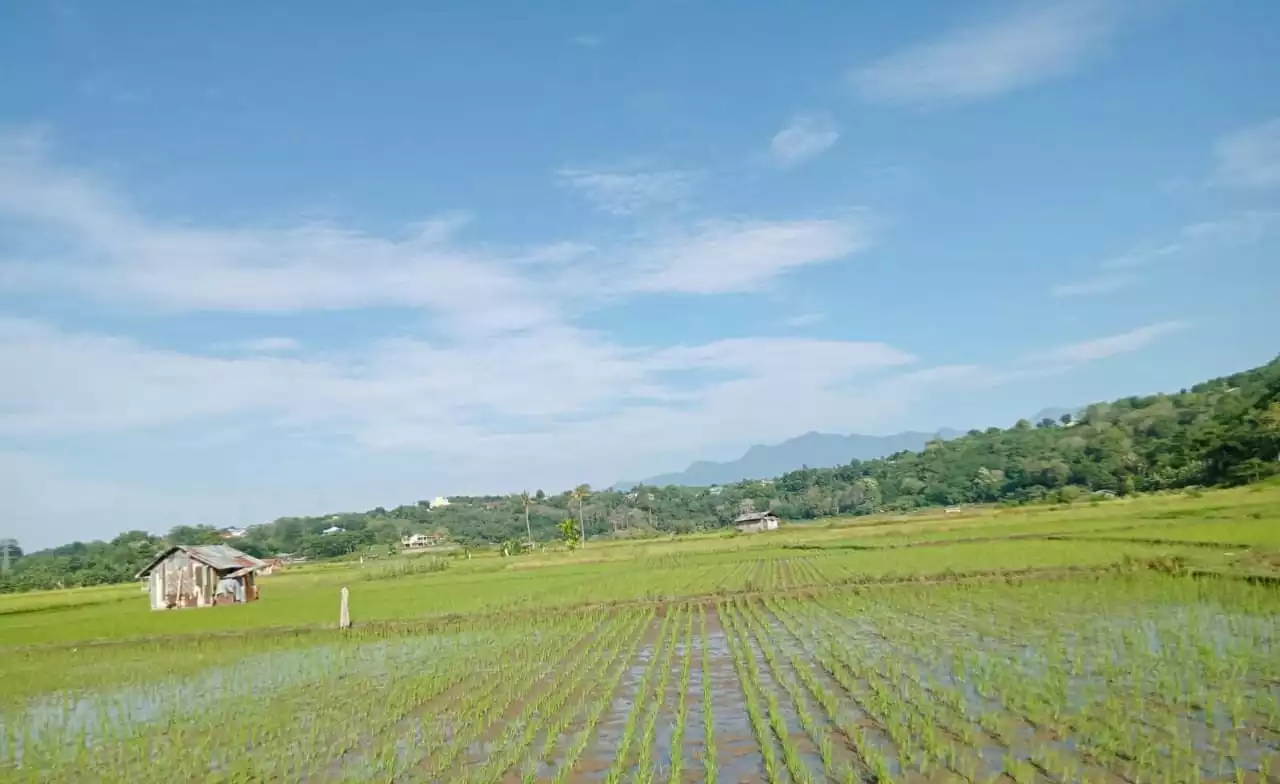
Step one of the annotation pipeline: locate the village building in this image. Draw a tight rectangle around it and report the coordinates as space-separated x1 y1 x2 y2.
734 511 780 533
428 496 451 509
401 532 445 549
135 545 266 610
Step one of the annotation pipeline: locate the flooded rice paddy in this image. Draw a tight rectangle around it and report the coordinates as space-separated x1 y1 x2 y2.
2 573 1278 783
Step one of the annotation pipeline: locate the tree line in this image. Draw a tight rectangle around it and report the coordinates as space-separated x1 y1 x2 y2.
3 356 1277 593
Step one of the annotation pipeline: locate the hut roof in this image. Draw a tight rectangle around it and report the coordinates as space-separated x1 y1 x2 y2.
733 511 777 524
135 544 266 579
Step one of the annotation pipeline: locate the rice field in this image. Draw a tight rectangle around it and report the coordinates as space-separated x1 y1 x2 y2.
2 484 1278 782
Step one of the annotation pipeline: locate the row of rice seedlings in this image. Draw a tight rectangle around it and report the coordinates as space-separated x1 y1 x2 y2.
529 610 652 777
809 591 1109 782
667 605 695 783
735 597 855 783
719 599 782 781
817 580 1277 782
254 617 592 780
553 608 657 784
413 613 619 781
909 581 1275 776
7 624 537 782
698 603 718 784
773 596 937 781
761 597 872 773
635 604 686 783
471 610 651 783
603 607 679 784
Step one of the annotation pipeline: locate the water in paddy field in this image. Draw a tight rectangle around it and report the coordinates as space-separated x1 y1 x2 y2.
5 582 1279 781
0 633 476 768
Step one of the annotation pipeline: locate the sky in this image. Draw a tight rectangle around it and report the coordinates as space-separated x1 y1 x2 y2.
1 0 1278 549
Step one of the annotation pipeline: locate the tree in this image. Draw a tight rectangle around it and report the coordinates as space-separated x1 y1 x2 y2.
519 490 533 544
557 518 581 550
571 484 590 547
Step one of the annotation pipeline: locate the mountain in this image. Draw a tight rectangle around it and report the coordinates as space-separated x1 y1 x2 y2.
617 428 962 489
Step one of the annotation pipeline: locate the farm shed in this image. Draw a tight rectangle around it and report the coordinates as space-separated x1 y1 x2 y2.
734 511 780 533
135 545 266 610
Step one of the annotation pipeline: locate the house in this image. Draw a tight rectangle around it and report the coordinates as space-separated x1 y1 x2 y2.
219 527 247 539
321 525 345 535
734 511 780 533
135 545 266 610
401 532 444 549
429 496 451 509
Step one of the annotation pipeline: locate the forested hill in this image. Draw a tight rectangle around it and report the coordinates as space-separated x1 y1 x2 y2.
3 357 1278 593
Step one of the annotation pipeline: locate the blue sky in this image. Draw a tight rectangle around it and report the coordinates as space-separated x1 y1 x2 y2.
2 0 1278 548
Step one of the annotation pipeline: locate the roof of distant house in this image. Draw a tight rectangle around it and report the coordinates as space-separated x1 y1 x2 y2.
734 511 777 524
135 544 266 579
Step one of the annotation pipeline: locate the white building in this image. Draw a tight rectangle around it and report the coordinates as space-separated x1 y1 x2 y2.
429 496 451 509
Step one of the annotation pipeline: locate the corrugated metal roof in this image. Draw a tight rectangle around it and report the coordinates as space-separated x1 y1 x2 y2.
136 544 266 578
734 511 777 523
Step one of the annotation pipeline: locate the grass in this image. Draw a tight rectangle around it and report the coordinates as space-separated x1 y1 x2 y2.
1 482 1278 781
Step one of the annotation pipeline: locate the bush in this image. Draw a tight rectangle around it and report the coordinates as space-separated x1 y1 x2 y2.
360 556 450 582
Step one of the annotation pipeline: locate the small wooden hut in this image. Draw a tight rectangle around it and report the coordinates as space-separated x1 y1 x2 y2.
135 545 266 610
733 511 781 533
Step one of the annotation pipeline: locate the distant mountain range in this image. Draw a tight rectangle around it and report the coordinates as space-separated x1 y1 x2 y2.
616 428 964 490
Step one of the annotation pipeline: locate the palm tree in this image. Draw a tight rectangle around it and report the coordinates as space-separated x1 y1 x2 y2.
571 484 590 548
519 490 532 546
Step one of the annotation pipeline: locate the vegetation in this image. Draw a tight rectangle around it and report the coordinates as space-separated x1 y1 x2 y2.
1 480 1279 779
5 358 1277 594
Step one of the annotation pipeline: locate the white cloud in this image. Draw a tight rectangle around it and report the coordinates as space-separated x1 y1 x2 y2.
1050 272 1139 298
854 1 1116 105
570 34 605 48
0 317 913 454
554 167 694 216
1180 210 1280 245
771 116 839 167
1213 118 1280 189
624 215 872 294
1032 320 1189 365
1100 243 1182 270
0 133 560 339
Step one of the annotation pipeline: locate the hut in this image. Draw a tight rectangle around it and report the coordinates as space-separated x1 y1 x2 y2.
135 545 266 610
734 511 780 533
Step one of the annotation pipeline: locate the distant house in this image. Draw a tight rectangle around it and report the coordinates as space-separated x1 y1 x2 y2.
708 486 724 496
734 511 780 533
321 525 345 535
401 532 445 549
219 527 247 539
135 545 266 610
429 496 451 509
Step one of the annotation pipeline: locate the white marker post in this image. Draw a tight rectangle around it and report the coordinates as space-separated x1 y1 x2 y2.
339 586 351 630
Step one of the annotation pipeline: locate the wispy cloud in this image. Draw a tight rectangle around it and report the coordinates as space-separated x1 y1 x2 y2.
570 34 605 48
554 166 695 216
1213 118 1280 189
853 1 1117 105
623 215 872 295
1033 320 1190 365
1050 272 1139 298
1100 243 1182 270
770 116 839 167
